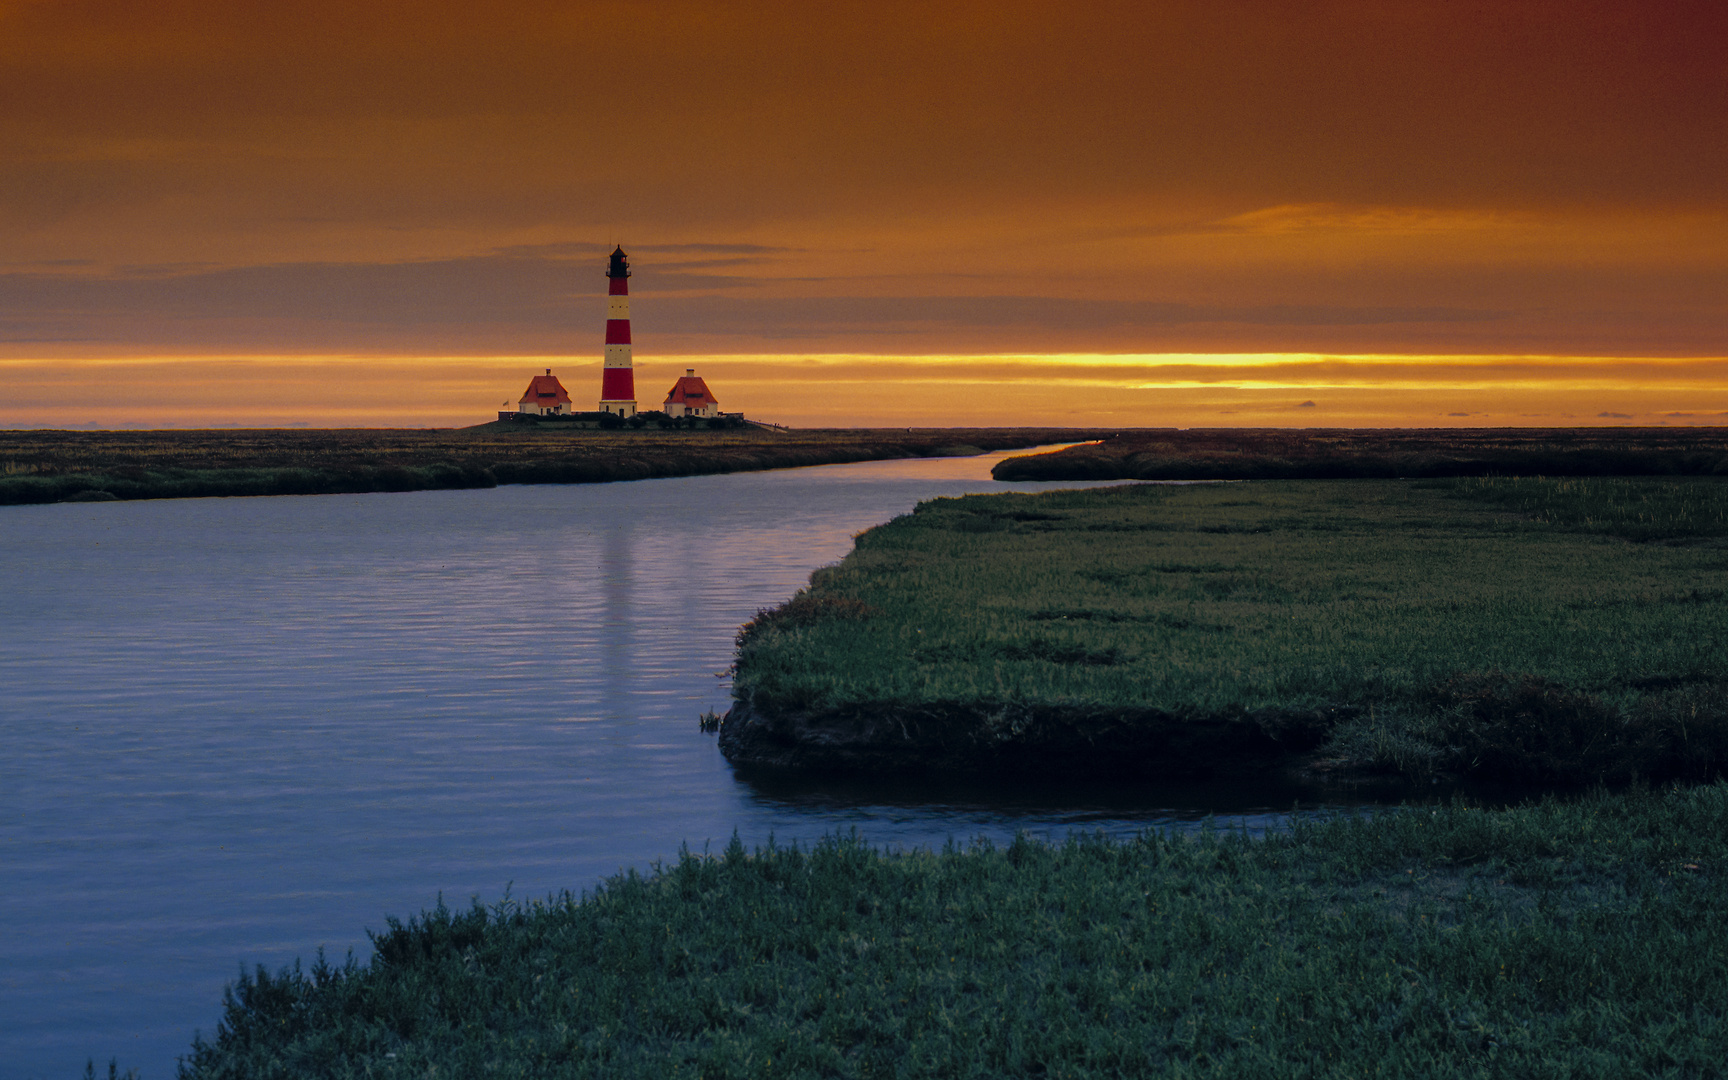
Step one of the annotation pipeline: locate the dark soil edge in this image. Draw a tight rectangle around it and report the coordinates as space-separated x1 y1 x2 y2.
717 693 1352 779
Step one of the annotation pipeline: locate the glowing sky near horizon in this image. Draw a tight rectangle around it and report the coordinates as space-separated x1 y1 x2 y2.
1 1 1723 428
4 353 1723 430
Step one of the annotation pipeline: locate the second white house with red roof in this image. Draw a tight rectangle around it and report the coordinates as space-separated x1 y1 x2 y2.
663 369 719 419
516 369 573 416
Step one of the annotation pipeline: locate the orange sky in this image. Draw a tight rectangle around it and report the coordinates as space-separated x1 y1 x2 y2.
2 1 1724 427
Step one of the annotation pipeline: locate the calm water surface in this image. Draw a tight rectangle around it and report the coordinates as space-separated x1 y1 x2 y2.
1 450 1365 1078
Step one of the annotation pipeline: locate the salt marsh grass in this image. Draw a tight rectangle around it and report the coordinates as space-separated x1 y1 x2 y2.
732 478 1728 783
994 427 1728 483
1448 475 1728 541
179 783 1728 1077
0 427 1101 505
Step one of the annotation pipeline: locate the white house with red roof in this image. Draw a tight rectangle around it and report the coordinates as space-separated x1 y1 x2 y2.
663 368 719 419
517 369 573 416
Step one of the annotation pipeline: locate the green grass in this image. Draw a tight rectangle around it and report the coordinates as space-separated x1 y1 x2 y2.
728 478 1728 783
1445 475 1728 542
165 473 1728 1075
0 427 1109 505
177 783 1728 1077
0 461 502 503
993 427 1728 483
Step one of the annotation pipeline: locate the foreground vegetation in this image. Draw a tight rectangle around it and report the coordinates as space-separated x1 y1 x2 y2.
994 428 1728 483
177 784 1728 1077
723 477 1728 784
0 427 1106 505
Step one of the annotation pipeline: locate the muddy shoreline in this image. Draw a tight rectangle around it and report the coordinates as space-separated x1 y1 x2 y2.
717 693 1367 781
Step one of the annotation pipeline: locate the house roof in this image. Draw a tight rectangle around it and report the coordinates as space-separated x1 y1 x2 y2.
519 372 571 406
665 374 717 407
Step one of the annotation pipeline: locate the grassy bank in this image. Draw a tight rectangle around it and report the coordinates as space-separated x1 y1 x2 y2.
177 784 1728 1077
0 427 1107 506
722 477 1728 784
993 428 1728 483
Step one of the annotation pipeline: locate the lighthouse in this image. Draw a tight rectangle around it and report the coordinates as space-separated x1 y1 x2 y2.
597 245 637 416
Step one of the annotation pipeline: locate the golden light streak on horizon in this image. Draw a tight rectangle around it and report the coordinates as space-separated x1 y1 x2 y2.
2 352 1724 430
8 351 1725 369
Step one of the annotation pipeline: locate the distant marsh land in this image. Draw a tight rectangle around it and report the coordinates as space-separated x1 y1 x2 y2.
12 426 1728 507
721 476 1728 786
179 784 1728 1077
0 426 1108 505
994 427 1728 483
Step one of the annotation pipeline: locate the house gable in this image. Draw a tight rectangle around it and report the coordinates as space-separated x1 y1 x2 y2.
664 369 719 416
518 370 573 414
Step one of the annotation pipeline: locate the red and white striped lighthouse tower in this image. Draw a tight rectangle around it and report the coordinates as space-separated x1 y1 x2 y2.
597 245 637 416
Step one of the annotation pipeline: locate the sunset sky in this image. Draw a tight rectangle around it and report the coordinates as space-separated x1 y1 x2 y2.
2 0 1724 428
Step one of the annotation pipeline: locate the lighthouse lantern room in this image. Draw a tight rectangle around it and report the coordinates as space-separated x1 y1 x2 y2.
597 246 638 417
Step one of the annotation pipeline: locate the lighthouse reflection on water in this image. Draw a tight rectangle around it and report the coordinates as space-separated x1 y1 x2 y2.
599 521 635 725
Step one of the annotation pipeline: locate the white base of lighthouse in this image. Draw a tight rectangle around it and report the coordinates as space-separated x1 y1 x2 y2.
598 400 637 416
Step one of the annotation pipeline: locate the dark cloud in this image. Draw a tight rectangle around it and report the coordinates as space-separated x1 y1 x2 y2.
0 255 1514 350
487 242 610 258
5 0 1724 218
0 255 768 338
636 244 803 255
487 242 796 259
0 2 1723 357
656 296 1509 335
9 247 1728 357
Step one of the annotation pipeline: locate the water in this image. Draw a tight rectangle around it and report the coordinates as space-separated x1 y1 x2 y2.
0 449 1364 1078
